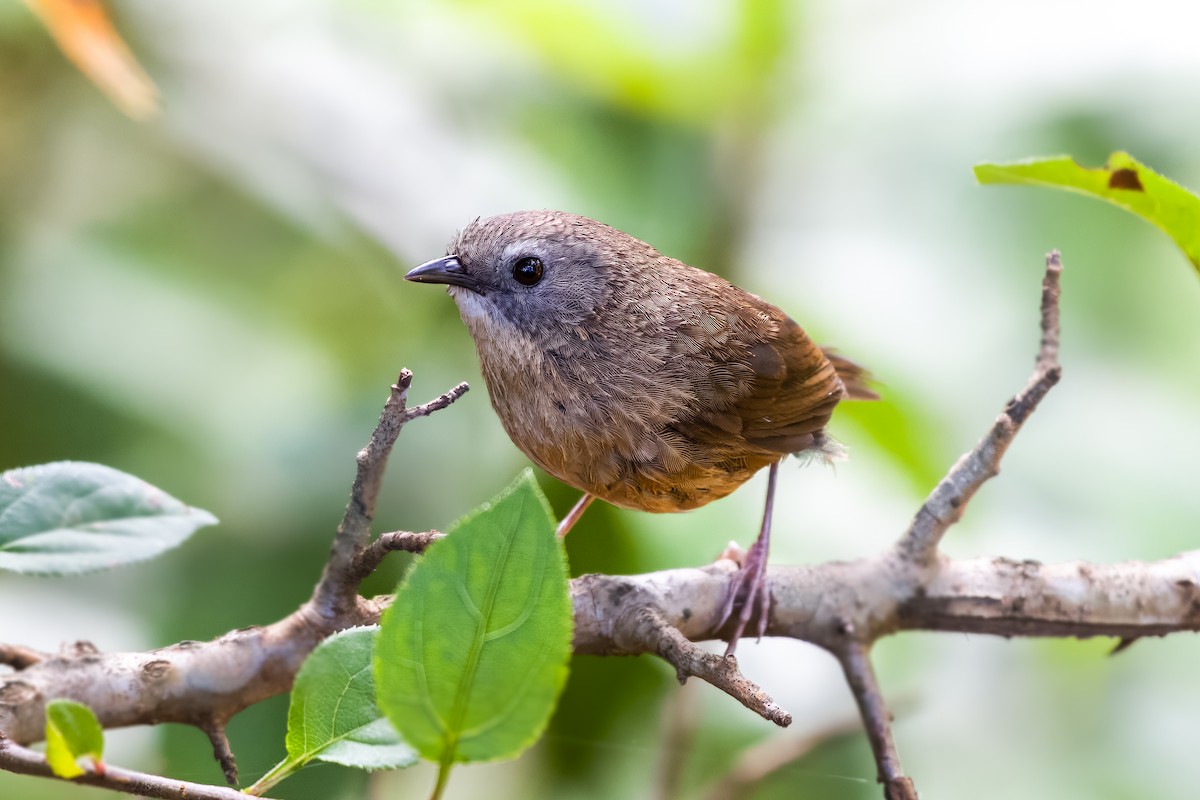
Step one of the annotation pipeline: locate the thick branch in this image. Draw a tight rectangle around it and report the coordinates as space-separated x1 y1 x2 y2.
6 550 1196 746
571 551 1200 652
564 546 1200 740
902 552 1200 638
0 602 372 745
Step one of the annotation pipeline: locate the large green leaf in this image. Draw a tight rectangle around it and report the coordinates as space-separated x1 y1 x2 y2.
0 462 216 575
44 699 104 779
374 469 572 796
246 626 416 796
975 152 1200 273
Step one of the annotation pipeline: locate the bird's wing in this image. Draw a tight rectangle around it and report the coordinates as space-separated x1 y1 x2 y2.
669 287 847 458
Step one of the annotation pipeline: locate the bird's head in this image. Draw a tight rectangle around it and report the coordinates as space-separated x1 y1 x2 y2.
405 211 654 346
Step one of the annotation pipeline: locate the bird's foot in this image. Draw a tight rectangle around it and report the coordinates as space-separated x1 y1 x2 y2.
715 533 771 658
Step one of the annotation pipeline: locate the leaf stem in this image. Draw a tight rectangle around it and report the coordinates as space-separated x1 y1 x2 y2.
430 757 453 800
244 759 293 796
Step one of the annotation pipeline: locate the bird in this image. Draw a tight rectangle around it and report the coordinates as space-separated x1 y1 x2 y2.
405 210 876 655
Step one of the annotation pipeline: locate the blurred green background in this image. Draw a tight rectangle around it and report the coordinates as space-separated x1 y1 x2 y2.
3 0 1200 798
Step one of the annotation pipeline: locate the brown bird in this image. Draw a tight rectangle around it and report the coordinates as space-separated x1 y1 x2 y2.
406 210 876 654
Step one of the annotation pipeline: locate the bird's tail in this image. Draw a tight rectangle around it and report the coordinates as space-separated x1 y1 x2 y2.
822 349 879 401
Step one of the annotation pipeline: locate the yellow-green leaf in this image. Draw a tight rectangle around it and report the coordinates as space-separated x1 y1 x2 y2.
44 699 104 779
975 152 1200 274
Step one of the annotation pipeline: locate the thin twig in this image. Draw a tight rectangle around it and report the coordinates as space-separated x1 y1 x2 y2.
835 641 916 800
615 605 792 727
0 732 266 800
1036 249 1063 375
310 372 467 619
351 530 444 581
202 721 237 786
399 381 470 423
1109 637 1138 656
896 251 1063 565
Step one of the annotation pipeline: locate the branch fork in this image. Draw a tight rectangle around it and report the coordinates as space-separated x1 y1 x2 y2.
0 371 470 794
571 251 1068 795
7 251 1191 800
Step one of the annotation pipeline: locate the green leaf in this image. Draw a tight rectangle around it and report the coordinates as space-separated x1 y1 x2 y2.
44 699 104 779
374 469 572 793
246 627 416 796
0 462 216 575
975 152 1200 273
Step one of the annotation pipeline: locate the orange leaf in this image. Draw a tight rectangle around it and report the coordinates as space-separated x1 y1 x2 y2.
23 0 159 120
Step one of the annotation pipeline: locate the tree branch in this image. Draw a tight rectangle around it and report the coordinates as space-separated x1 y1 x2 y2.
310 371 468 620
895 251 1062 565
835 642 914 800
203 721 237 786
0 374 466 774
350 530 444 581
5 548 1196 745
0 605 361 745
2 253 1190 798
564 548 1200 698
0 645 45 670
0 732 269 800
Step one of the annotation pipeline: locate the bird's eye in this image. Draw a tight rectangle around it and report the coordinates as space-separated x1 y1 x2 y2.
511 256 544 286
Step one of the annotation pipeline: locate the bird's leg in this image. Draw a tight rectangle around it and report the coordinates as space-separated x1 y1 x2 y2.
557 492 596 537
717 461 778 657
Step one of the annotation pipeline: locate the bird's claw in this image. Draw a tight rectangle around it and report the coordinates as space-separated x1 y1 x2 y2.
716 534 771 657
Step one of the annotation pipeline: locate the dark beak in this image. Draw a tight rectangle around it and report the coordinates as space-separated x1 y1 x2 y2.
404 255 480 292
